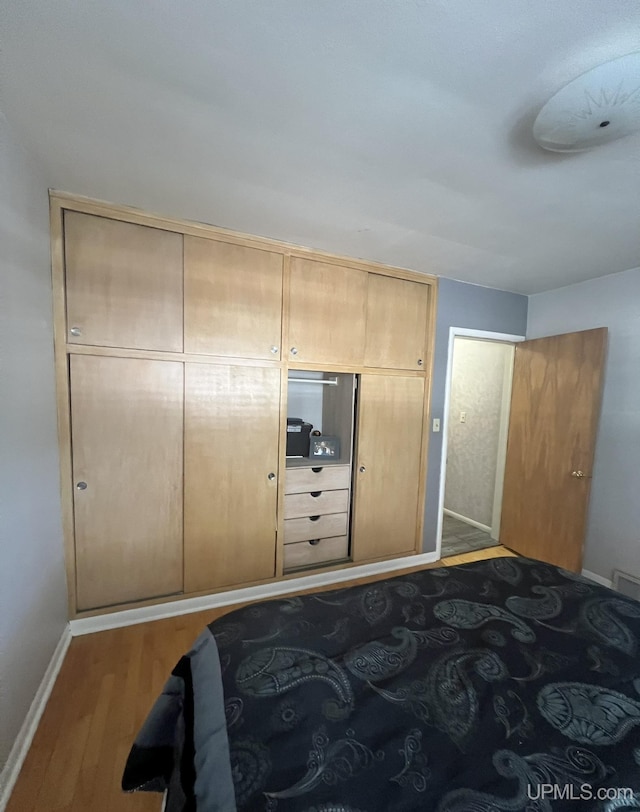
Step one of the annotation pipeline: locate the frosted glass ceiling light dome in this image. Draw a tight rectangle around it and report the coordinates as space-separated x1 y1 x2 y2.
534 51 640 152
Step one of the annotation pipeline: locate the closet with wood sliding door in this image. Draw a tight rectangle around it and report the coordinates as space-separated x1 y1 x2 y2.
51 192 438 617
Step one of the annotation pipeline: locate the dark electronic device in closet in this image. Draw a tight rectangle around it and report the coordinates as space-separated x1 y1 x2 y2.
286 418 313 457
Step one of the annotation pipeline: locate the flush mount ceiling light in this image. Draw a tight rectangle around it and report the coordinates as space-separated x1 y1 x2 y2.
533 51 640 152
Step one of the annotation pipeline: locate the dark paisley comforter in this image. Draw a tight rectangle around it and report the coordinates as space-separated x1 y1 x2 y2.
123 556 640 811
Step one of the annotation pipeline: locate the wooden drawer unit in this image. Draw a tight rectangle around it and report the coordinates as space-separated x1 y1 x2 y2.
284 535 349 570
284 489 349 519
284 464 351 494
284 512 349 544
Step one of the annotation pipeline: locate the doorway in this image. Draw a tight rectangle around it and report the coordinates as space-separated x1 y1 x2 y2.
437 328 524 560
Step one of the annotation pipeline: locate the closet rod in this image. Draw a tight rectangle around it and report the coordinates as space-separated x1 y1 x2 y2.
288 377 339 386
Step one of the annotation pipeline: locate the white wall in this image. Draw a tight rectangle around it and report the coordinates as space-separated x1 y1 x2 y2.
527 267 640 582
444 338 512 527
0 112 68 774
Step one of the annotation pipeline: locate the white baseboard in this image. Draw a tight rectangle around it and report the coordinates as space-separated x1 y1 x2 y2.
0 625 72 811
443 508 491 535
581 569 613 589
70 551 439 636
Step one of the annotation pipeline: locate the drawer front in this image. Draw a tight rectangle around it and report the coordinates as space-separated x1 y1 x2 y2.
284 489 349 519
285 465 351 494
284 512 348 544
284 535 349 570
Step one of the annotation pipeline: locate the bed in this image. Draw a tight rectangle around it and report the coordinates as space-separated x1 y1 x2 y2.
122 556 640 811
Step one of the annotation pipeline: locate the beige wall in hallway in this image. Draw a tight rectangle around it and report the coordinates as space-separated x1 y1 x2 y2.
444 337 513 527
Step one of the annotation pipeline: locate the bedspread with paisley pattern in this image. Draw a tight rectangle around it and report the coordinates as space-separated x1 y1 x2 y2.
123 556 640 811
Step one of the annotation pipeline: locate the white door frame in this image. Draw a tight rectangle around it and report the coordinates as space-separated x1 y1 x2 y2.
436 327 525 560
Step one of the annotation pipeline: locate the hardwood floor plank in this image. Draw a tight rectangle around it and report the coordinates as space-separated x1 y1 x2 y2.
6 546 513 810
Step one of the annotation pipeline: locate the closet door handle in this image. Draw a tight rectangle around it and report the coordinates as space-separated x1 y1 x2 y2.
270 346 279 355
268 472 276 481
359 466 366 473
417 359 423 366
76 481 87 490
290 347 298 356
70 327 82 337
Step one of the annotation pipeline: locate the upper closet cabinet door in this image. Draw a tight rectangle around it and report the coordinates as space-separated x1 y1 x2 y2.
364 274 430 370
288 258 367 366
64 212 183 352
184 237 284 359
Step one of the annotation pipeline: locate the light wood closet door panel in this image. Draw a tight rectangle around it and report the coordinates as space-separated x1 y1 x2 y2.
70 356 183 611
184 364 280 592
352 375 425 561
184 237 284 359
65 212 183 352
364 274 430 370
288 257 367 365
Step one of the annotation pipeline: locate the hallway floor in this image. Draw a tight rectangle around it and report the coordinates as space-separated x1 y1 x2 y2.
441 513 499 558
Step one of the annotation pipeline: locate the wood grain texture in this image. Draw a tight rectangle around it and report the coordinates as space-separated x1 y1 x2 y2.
284 464 351 494
6 546 512 812
184 236 283 359
184 364 280 592
70 356 184 611
288 257 367 365
352 375 426 561
283 489 350 519
500 328 607 571
283 512 349 543
52 191 438 289
64 212 183 352
364 273 430 370
283 535 349 570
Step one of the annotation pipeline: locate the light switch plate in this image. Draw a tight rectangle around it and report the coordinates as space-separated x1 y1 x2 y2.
432 418 441 432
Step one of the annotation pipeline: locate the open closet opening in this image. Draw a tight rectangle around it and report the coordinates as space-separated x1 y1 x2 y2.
283 371 357 573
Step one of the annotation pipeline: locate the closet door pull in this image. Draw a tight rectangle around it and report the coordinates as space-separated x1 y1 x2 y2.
76 481 87 490
268 472 276 481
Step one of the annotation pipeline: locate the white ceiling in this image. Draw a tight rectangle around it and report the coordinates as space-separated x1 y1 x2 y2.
1 1 639 294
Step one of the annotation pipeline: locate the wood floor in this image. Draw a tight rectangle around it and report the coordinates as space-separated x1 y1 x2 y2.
6 546 515 812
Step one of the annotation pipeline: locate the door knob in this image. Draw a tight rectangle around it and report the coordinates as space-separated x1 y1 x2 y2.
268 472 276 481
76 481 87 490
571 470 585 478
359 465 366 473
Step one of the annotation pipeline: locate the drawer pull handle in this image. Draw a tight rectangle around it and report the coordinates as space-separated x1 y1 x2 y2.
308 539 321 546
310 491 322 498
311 467 323 473
309 515 321 522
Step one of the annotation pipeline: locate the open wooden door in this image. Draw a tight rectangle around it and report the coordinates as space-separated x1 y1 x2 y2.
500 328 607 571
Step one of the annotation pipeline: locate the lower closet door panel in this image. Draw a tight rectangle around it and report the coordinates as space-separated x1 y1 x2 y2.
184 364 280 592
71 355 184 611
352 374 425 562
